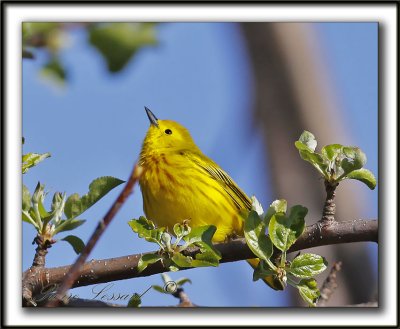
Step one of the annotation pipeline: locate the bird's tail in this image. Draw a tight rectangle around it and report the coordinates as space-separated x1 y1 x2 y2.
246 258 284 291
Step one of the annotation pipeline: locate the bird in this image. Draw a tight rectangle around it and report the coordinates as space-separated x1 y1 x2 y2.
139 107 251 242
138 107 281 290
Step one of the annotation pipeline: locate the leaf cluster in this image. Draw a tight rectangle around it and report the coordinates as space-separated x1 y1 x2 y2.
23 177 124 254
22 141 125 254
128 218 221 273
22 22 158 85
152 273 192 294
22 152 51 174
245 199 327 307
295 131 376 189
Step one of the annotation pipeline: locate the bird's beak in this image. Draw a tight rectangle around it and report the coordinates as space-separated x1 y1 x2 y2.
145 107 159 127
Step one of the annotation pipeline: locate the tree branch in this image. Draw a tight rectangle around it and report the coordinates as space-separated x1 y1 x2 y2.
22 234 55 306
26 218 377 302
318 261 342 306
44 164 142 307
57 298 123 308
320 181 338 224
173 288 195 307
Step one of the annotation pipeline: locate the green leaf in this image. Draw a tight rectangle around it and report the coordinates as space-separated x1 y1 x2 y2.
340 147 367 176
22 210 40 229
346 168 376 190
268 215 291 252
130 216 156 230
61 235 85 254
161 232 173 251
249 258 286 291
89 23 157 73
48 192 65 226
22 185 32 211
28 208 37 221
40 58 67 85
191 251 220 267
251 259 277 281
173 223 185 238
128 217 165 247
51 192 64 212
175 278 192 287
31 182 46 227
161 273 172 284
23 22 59 42
137 253 163 273
37 194 50 219
182 225 220 258
298 130 317 152
244 210 273 261
183 225 216 246
31 182 45 204
127 293 141 307
296 147 328 177
152 285 167 294
321 144 344 179
320 144 371 183
251 195 264 216
253 270 277 283
64 176 124 219
264 199 287 224
268 205 307 252
288 205 308 235
22 152 51 174
294 140 310 152
171 253 193 268
269 199 287 214
289 253 328 278
321 144 343 161
294 131 332 178
171 250 220 269
173 222 191 238
53 219 86 234
296 278 320 307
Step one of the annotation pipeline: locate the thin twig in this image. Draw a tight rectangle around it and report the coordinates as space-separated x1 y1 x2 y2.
22 49 35 59
44 164 142 307
25 219 376 300
22 235 55 306
318 261 342 306
320 181 338 224
173 288 195 307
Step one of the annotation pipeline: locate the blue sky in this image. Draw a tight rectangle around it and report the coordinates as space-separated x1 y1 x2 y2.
22 22 377 307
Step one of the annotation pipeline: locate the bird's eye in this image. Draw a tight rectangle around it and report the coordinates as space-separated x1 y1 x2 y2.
165 129 172 135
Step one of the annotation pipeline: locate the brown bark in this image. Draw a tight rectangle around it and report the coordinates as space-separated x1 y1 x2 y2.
23 218 377 306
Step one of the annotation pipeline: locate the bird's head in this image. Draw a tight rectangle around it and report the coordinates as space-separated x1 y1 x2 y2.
141 107 199 154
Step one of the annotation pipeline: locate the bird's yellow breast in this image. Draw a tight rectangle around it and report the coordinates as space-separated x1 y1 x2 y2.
139 151 244 242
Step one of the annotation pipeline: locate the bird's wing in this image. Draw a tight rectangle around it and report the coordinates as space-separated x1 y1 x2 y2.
188 152 252 211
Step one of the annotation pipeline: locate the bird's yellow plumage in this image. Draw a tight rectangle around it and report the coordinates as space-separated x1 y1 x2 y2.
138 107 282 290
139 107 251 242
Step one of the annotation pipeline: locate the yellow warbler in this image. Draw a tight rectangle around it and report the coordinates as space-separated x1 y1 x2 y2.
139 107 250 242
139 107 281 290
